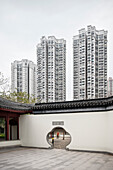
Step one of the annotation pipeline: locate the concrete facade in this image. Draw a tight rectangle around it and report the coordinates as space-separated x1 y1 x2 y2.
20 109 113 154
73 25 107 100
11 59 37 99
37 36 66 103
108 77 113 97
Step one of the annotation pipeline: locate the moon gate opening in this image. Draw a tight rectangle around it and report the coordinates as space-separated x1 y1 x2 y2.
47 127 71 149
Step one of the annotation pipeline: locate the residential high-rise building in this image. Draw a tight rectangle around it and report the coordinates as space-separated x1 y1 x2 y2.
108 77 113 97
73 25 107 100
37 36 66 103
11 59 37 99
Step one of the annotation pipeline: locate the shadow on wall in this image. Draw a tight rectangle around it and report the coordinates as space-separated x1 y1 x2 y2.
47 127 71 149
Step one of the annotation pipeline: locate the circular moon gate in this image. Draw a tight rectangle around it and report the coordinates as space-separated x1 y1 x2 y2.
47 127 71 149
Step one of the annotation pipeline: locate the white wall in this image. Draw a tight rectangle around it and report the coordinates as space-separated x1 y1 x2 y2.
19 110 113 153
107 111 113 153
0 140 21 147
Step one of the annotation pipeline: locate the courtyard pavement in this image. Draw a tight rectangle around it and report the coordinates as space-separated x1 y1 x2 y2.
0 147 113 170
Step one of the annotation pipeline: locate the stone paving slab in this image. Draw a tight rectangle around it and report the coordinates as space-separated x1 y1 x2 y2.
0 147 113 170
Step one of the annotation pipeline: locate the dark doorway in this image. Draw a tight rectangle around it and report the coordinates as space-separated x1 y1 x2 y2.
0 118 5 141
0 117 18 141
47 127 71 149
9 118 18 140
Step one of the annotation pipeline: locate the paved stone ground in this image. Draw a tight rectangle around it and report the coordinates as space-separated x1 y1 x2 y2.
54 138 71 149
48 135 71 149
0 147 113 170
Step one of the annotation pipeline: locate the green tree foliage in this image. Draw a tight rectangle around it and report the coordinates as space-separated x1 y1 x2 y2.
0 72 8 130
0 118 5 128
0 72 7 86
0 72 10 98
0 72 37 104
0 90 37 104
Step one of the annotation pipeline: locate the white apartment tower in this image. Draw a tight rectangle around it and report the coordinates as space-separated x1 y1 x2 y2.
37 36 66 103
11 59 37 99
73 25 107 100
108 77 113 97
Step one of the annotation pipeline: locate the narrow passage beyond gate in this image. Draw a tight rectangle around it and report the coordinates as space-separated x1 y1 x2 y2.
47 127 71 149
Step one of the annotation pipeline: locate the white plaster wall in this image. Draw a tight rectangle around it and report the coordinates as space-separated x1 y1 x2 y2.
107 110 113 153
0 140 21 147
19 111 113 153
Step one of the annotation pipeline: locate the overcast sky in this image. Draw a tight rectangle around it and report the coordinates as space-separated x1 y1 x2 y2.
0 0 113 100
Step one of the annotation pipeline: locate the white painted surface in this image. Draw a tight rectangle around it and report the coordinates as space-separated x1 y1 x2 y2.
19 111 113 153
0 140 21 147
107 111 113 153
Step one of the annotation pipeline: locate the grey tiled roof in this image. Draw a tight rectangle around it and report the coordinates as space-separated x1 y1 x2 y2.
0 96 113 114
0 97 33 112
33 96 113 114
